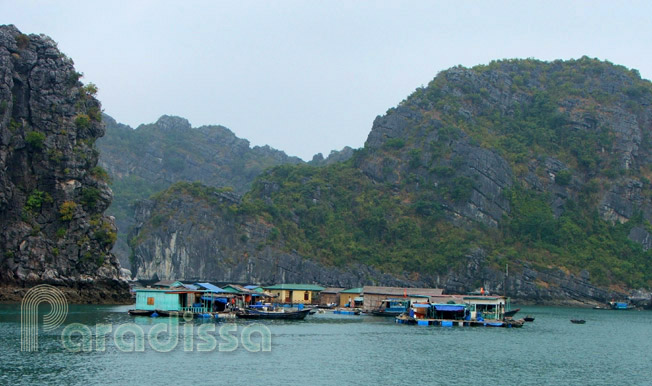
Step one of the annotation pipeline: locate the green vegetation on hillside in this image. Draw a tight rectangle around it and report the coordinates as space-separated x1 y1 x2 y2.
501 186 652 287
242 163 484 277
132 58 652 289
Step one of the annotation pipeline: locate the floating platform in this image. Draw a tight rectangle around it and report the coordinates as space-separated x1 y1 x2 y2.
395 316 523 328
333 309 360 315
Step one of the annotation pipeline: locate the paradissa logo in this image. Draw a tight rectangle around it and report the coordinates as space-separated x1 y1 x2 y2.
21 285 272 353
61 319 272 353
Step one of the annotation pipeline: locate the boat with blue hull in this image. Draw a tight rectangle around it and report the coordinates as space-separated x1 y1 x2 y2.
370 299 410 317
609 301 635 310
333 308 361 315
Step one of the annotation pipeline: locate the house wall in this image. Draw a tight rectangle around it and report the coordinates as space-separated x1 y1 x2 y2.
291 290 313 304
340 293 361 307
269 289 314 304
135 291 180 311
320 293 339 306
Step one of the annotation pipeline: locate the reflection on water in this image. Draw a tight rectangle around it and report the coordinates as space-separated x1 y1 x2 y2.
1 304 651 385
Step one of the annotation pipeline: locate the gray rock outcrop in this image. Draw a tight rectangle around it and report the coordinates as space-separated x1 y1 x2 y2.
0 25 129 303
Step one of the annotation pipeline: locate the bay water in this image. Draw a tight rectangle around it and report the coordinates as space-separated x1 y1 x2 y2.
1 304 651 385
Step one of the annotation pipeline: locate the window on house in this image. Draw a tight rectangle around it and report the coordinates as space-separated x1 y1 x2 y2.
304 292 309 301
147 297 155 305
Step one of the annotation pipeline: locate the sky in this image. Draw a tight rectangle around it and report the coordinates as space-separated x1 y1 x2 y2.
2 1 652 160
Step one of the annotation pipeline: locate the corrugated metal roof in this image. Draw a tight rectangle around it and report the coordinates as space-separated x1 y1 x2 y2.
195 283 225 293
321 287 345 294
340 287 363 294
263 284 325 291
244 285 264 292
362 286 443 297
153 280 183 287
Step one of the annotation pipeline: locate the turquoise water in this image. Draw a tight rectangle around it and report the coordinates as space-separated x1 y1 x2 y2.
1 304 651 385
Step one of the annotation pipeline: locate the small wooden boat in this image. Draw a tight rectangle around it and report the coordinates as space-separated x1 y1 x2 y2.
504 308 521 318
523 315 535 322
128 309 155 316
236 308 311 320
570 319 586 324
395 313 417 325
155 309 183 317
216 312 237 319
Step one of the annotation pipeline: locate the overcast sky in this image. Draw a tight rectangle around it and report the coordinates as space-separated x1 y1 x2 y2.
3 1 652 160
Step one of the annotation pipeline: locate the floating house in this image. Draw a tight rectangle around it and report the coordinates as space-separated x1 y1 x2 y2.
134 288 213 314
463 296 509 320
339 288 363 308
361 286 443 312
319 288 344 306
397 295 523 328
263 284 325 304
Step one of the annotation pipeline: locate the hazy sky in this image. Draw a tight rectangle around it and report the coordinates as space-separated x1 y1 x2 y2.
3 1 652 160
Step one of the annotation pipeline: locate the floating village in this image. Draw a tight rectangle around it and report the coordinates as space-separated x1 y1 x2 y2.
129 281 639 326
129 281 537 327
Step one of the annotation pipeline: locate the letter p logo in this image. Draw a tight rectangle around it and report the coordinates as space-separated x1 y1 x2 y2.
21 284 68 352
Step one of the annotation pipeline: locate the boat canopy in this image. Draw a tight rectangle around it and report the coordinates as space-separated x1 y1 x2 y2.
412 303 431 308
432 304 466 312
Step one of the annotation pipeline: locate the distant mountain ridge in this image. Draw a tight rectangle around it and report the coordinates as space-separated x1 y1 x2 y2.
97 114 352 268
128 57 652 305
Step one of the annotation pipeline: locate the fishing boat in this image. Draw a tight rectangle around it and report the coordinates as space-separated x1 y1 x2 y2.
609 301 635 310
504 308 521 318
570 319 586 324
523 315 535 322
155 309 184 317
128 309 155 316
236 308 312 320
370 299 410 317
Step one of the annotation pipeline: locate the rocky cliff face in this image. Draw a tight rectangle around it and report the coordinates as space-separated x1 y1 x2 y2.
0 25 129 303
130 58 652 305
130 185 633 305
129 183 413 286
97 114 306 270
